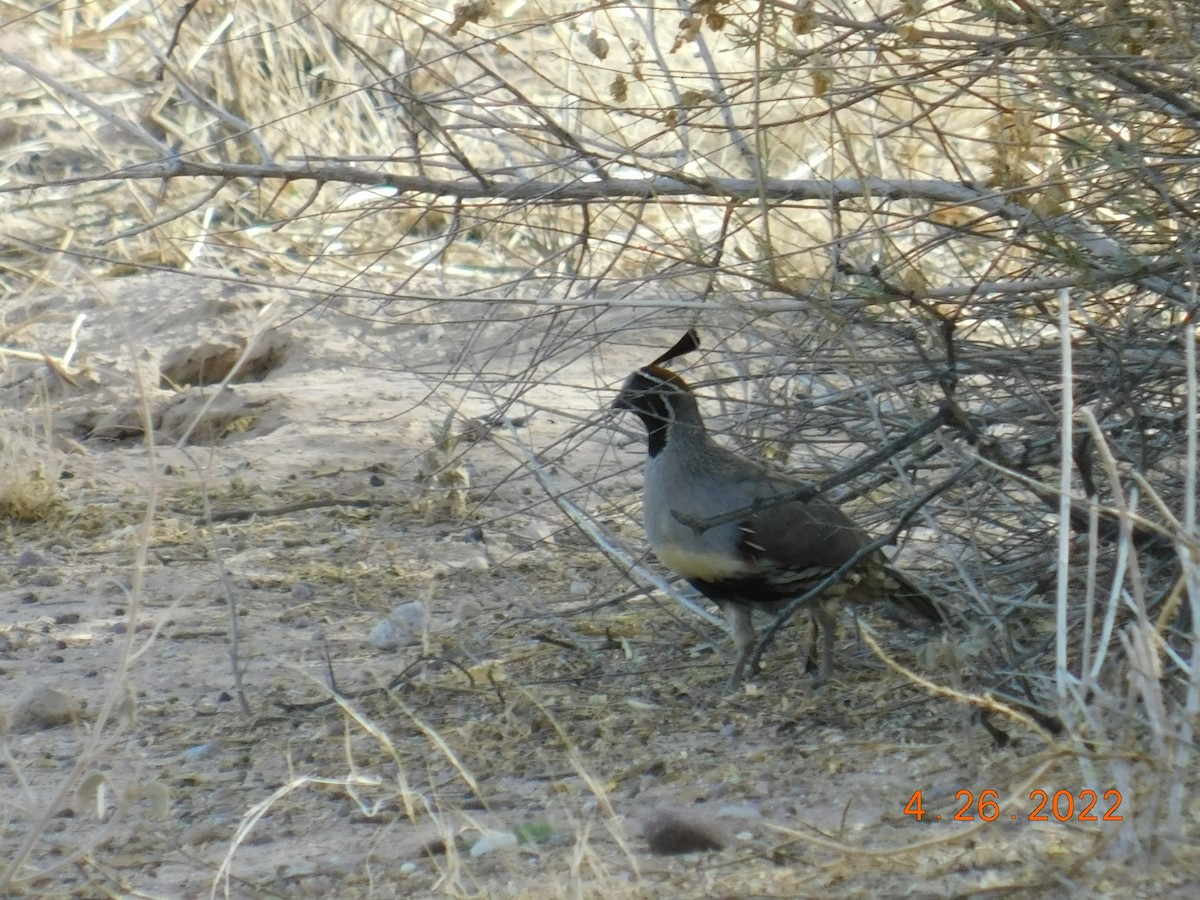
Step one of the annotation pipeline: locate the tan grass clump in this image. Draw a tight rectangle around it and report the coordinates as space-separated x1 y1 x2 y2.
0 427 62 523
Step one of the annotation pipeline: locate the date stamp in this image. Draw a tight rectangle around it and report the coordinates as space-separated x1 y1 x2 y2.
904 789 1124 823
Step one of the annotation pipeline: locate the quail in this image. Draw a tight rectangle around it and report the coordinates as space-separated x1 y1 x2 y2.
614 333 943 691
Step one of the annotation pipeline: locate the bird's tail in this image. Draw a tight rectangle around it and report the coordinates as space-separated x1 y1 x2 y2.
883 566 946 624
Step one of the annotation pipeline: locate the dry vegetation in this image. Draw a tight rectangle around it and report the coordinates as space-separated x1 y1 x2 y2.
3 0 1200 895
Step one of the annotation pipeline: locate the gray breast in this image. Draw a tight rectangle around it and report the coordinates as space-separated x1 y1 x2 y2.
642 441 757 582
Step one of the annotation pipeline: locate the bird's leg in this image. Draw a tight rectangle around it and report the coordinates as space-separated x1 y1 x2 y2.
722 604 757 692
798 607 819 675
795 602 837 680
815 601 837 682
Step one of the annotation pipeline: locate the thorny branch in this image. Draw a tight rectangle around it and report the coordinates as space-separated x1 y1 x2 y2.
0 144 1191 307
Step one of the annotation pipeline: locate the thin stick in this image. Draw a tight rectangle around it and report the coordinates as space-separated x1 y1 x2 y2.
491 424 724 629
1055 288 1074 698
1172 317 1200 831
0 49 171 157
171 300 282 716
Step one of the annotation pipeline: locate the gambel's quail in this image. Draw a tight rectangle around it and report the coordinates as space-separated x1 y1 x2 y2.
614 336 943 691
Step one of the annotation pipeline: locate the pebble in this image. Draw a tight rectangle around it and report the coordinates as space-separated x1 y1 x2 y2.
369 601 428 650
470 830 518 857
16 549 45 568
290 582 315 602
11 683 82 731
716 803 763 821
642 807 730 855
521 522 556 544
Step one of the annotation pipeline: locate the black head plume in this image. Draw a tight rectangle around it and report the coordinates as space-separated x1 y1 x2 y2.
612 331 702 457
649 329 700 368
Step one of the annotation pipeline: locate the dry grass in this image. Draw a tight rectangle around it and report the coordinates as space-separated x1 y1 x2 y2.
3 0 1200 895
0 427 61 523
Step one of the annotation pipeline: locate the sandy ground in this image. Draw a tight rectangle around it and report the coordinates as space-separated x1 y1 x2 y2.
1 272 1166 897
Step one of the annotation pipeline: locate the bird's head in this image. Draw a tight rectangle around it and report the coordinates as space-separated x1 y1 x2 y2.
613 364 704 456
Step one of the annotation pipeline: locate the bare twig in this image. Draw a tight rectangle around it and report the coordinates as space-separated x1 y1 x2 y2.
0 50 172 157
491 423 725 630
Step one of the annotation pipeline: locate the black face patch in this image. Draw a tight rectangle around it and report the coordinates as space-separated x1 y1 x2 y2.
613 366 693 457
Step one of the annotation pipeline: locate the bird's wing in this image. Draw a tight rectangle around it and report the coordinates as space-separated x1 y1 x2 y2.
735 479 871 573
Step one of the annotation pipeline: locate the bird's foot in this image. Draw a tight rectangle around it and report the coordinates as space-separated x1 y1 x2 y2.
725 647 761 693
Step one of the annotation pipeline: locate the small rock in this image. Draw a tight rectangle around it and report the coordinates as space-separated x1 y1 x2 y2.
389 601 427 631
11 683 82 731
441 542 489 573
469 830 518 857
716 803 763 821
521 521 556 545
643 807 730 855
16 549 45 568
290 582 315 602
369 619 406 650
193 697 221 715
370 601 427 650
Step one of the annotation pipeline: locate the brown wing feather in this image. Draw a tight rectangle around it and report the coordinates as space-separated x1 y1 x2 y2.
737 489 945 623
740 494 870 572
